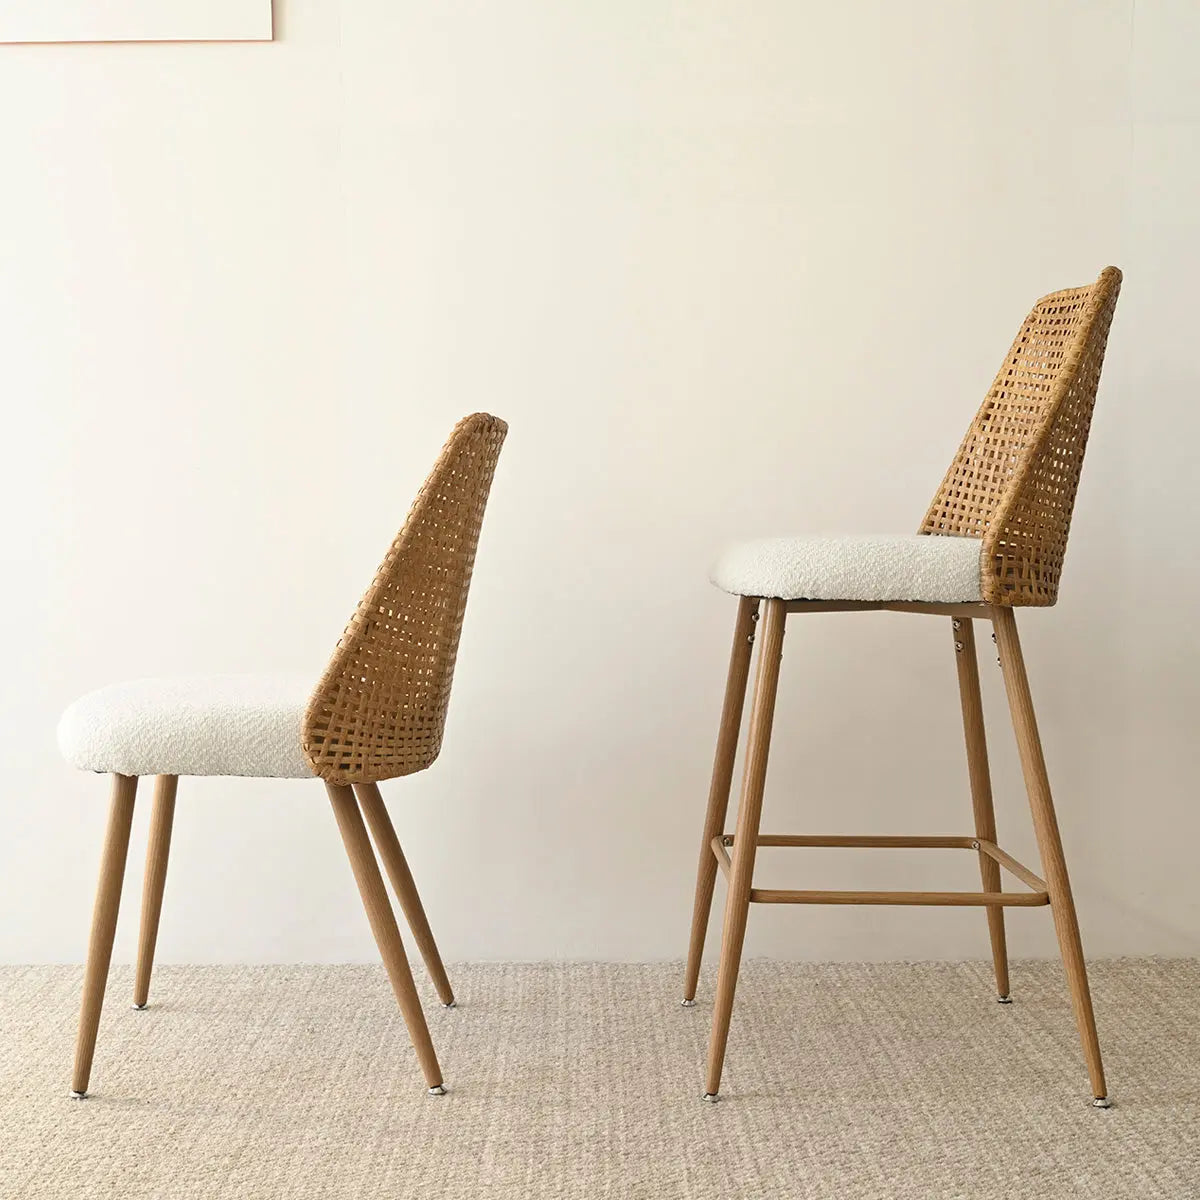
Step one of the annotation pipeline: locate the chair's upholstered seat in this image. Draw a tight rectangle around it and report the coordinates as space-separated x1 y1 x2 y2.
57 674 317 778
710 534 983 602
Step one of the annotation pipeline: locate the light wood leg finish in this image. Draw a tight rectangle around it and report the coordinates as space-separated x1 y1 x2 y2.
355 782 455 1007
704 598 787 1099
71 774 138 1098
683 596 761 1004
951 619 1010 1001
133 774 178 1010
991 607 1108 1103
326 783 444 1092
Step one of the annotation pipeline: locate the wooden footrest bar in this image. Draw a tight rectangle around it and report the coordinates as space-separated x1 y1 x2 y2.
751 834 977 849
749 886 1048 906
709 834 1050 907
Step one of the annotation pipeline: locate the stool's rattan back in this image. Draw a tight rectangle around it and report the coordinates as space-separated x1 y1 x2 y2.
303 412 508 783
920 266 1121 606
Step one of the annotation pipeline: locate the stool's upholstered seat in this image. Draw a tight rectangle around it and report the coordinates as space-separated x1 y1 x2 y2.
57 674 316 779
710 533 983 603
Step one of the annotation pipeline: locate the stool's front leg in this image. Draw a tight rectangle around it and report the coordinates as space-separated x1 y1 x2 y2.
683 596 760 1005
951 619 1010 1001
704 597 787 1101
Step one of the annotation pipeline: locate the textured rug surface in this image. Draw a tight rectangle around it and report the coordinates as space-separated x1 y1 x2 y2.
1 960 1198 1199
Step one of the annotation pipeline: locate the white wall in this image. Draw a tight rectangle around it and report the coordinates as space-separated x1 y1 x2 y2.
2 1 1198 966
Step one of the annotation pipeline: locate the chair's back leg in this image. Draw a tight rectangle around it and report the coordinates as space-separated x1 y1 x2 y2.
326 783 444 1093
951 619 1010 1001
71 774 138 1098
991 607 1109 1104
355 782 455 1008
705 598 787 1099
133 774 178 1010
683 596 760 1004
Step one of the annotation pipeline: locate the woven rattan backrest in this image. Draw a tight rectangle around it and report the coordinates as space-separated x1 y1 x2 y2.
303 413 508 783
920 266 1121 606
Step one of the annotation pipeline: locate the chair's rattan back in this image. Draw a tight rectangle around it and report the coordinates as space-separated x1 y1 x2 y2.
303 412 508 783
920 266 1121 606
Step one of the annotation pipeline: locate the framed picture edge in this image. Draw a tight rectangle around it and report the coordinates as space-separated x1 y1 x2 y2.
0 0 274 44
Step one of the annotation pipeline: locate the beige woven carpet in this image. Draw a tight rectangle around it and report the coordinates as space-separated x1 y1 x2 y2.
1 961 1198 1199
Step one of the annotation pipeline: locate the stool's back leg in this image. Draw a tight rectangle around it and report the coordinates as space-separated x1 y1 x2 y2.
133 774 178 1010
991 607 1108 1103
72 774 138 1097
951 620 1010 1000
705 598 786 1099
355 781 455 1008
683 596 760 1004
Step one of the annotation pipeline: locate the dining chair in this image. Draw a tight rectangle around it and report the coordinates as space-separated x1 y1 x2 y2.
58 412 507 1099
682 268 1122 1107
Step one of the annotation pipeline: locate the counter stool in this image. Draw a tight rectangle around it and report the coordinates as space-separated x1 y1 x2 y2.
682 268 1121 1107
58 413 507 1099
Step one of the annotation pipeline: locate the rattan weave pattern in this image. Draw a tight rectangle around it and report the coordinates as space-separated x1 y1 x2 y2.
302 413 507 783
921 267 1122 606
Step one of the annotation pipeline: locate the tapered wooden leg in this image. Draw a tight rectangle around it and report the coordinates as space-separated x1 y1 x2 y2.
704 598 786 1100
355 782 455 1007
133 774 178 1010
992 607 1108 1104
71 774 138 1098
684 596 761 1004
951 619 1010 1001
327 783 444 1092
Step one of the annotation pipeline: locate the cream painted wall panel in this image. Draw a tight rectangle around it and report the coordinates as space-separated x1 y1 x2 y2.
0 0 272 43
0 1 1195 965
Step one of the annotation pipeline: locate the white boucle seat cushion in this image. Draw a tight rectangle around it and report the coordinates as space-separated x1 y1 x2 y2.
710 534 983 602
57 674 317 778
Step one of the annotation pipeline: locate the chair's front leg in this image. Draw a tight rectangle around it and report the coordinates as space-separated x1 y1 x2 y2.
684 596 761 1005
71 774 138 1098
133 774 178 1010
991 607 1109 1106
326 783 445 1094
704 597 787 1101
